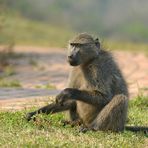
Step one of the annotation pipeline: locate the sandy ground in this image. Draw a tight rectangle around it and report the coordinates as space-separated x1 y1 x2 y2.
0 46 148 110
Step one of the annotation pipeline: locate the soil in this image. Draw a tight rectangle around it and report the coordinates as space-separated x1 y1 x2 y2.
0 46 148 110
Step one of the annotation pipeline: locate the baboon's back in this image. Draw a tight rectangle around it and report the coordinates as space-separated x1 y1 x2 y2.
94 49 129 98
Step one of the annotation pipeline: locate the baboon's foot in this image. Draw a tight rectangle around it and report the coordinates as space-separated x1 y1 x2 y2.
61 119 82 127
79 126 90 133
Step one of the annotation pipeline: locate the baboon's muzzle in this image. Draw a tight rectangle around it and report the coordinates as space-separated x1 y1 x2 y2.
68 56 79 66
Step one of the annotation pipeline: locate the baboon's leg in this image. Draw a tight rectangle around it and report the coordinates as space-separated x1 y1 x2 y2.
26 101 74 121
69 101 79 121
62 101 82 127
56 88 110 106
90 94 128 132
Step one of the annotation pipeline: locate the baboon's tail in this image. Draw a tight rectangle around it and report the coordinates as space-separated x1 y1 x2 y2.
125 126 148 134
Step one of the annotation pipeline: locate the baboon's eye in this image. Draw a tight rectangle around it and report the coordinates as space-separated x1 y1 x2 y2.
70 43 75 46
76 43 83 47
70 43 83 48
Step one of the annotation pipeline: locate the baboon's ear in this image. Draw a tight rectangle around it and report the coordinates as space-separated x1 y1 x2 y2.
95 38 100 49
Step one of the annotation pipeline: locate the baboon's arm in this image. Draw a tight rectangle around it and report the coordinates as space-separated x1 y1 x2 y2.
56 88 111 106
56 64 113 106
36 102 73 114
26 101 74 121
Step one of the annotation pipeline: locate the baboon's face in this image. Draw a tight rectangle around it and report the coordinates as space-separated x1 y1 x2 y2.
67 34 99 66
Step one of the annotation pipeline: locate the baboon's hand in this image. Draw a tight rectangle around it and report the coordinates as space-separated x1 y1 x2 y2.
56 88 71 105
26 112 36 121
56 88 79 105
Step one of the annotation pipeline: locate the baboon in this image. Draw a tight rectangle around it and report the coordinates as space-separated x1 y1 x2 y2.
26 33 148 133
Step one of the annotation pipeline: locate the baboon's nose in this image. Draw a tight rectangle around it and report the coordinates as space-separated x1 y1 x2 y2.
68 55 73 59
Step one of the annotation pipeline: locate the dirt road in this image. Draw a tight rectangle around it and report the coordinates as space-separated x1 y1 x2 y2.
0 46 148 110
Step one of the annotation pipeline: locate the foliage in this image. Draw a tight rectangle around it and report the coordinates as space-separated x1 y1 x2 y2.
1 0 148 42
0 13 74 47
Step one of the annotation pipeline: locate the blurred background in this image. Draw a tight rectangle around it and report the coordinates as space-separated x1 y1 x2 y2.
0 0 148 109
0 0 148 49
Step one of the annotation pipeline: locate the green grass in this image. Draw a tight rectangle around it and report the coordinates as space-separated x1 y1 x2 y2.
0 12 74 47
104 40 148 54
1 12 148 53
35 83 56 90
0 79 21 88
0 96 147 147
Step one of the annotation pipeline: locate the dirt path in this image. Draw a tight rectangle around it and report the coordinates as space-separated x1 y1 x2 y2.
0 46 148 110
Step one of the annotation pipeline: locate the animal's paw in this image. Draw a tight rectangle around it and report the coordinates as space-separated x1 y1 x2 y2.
79 126 89 133
55 88 74 105
26 112 36 121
